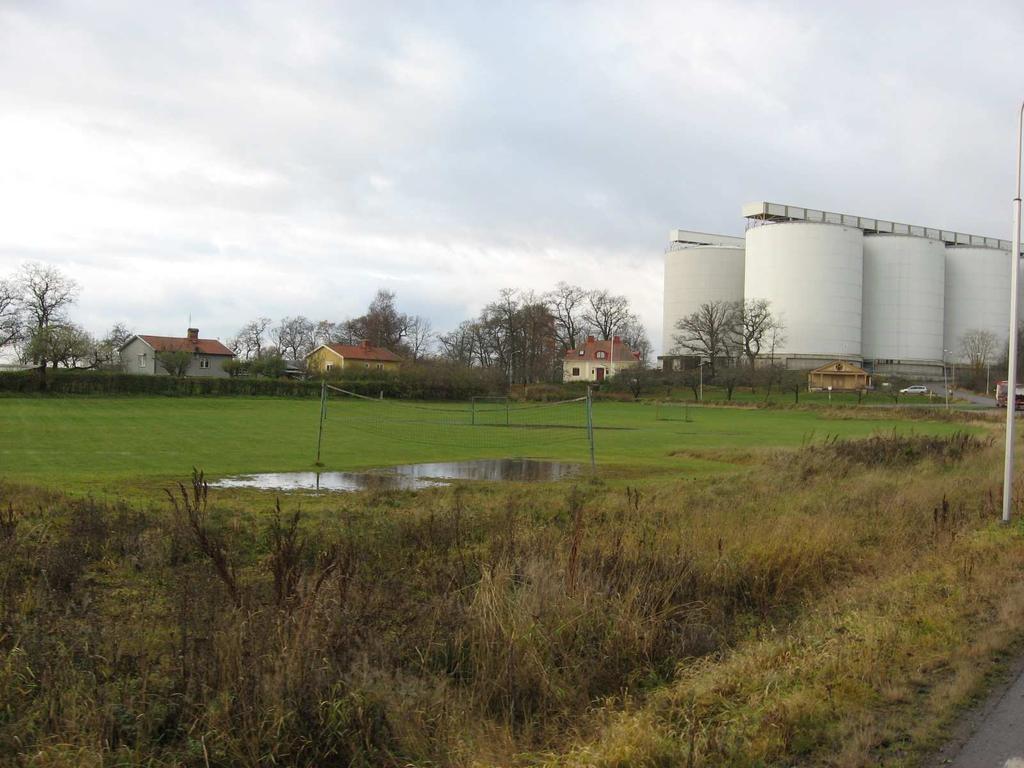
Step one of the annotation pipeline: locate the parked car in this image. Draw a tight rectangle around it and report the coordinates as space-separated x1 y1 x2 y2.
899 385 930 395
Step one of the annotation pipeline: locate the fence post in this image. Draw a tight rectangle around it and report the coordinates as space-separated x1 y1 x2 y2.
586 386 596 472
315 380 327 466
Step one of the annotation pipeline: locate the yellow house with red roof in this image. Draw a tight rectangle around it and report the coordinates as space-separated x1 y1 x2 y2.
563 335 640 382
305 340 403 374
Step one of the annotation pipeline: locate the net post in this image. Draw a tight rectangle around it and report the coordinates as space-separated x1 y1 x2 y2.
315 379 327 466
471 397 476 426
506 398 510 426
586 385 596 472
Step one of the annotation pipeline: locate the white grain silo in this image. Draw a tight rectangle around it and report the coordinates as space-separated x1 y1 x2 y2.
944 245 1011 363
744 221 864 367
662 230 744 355
861 234 945 375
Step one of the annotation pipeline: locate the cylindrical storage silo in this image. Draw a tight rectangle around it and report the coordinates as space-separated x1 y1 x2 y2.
944 246 1011 364
662 244 744 354
861 234 945 365
744 222 864 366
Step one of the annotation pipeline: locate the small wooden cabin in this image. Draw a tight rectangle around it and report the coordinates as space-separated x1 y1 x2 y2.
807 360 871 392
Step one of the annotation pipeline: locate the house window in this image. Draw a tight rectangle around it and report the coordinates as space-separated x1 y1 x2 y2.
572 367 580 376
578 350 585 356
364 362 369 368
326 362 334 371
138 354 147 368
199 357 210 369
596 351 606 359
376 363 383 370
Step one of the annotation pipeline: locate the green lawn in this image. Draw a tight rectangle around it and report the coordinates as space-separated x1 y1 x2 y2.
0 396 977 491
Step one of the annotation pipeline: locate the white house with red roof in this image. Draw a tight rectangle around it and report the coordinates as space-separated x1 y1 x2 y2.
563 335 640 382
119 328 235 378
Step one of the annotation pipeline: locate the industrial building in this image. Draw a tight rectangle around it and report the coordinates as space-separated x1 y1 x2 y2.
662 202 1020 378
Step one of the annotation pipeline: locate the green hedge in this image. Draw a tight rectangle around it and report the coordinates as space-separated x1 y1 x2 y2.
0 368 493 400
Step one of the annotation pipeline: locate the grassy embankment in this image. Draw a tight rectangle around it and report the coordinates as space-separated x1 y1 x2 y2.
0 396 1019 766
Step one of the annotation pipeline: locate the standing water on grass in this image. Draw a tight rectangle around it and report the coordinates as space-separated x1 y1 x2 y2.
211 458 580 492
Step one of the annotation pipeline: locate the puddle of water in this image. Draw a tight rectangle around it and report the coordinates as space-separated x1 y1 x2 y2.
210 458 581 492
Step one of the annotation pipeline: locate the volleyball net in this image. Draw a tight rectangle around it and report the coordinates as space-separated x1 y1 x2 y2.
314 384 596 465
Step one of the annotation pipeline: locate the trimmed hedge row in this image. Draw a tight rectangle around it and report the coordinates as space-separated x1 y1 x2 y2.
0 369 493 400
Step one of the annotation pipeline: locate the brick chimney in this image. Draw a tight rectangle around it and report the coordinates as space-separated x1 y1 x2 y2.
187 328 199 341
586 335 595 343
612 335 621 343
361 339 371 350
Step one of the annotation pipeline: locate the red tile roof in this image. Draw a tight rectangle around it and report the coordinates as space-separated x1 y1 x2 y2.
136 335 235 356
321 343 403 362
564 336 640 362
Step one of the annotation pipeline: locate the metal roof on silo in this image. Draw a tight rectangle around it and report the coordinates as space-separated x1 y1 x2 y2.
742 201 1015 251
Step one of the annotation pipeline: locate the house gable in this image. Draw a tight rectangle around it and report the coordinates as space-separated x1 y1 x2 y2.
808 360 868 376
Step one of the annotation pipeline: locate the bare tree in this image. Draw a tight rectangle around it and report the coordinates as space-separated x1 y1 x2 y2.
231 317 273 359
272 316 316 361
731 298 781 368
353 289 412 351
437 320 479 366
620 318 652 367
672 301 737 377
17 262 79 331
583 289 634 340
92 322 134 368
960 329 998 372
15 263 80 367
0 279 21 349
545 282 590 351
407 315 434 361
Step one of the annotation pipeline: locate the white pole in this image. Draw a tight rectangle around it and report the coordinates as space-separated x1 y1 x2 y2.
699 361 704 402
1002 101 1024 525
942 350 950 410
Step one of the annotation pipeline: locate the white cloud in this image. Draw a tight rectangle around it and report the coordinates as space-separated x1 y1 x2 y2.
0 1 1023 354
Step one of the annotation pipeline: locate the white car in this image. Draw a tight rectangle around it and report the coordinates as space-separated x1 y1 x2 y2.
899 385 930 395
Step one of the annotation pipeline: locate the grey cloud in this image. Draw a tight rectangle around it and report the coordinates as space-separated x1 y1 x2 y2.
0 1 1022 351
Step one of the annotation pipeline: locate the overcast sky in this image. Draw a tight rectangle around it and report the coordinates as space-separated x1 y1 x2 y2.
1 0 1023 354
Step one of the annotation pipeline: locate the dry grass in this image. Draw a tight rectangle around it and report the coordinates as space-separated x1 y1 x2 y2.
1 432 1024 766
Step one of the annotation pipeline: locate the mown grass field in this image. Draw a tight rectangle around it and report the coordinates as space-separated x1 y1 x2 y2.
0 395 976 490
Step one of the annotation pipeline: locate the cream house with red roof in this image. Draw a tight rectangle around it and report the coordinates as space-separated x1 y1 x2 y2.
119 328 235 377
563 335 640 382
305 340 403 375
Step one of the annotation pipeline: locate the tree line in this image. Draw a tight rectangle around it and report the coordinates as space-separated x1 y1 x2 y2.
0 263 132 371
1 263 650 385
226 283 649 384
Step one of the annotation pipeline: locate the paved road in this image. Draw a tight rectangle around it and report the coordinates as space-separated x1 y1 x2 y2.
936 664 1024 767
929 386 997 408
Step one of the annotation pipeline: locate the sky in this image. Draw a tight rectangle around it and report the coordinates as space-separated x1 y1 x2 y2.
1 0 1023 355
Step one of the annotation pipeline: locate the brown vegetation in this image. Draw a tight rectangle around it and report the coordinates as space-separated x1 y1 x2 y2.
1 433 1023 766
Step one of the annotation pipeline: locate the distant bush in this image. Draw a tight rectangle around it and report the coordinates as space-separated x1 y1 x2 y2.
0 365 500 401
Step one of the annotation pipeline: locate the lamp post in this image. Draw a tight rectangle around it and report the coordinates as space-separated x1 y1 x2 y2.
698 359 709 402
1003 100 1024 525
